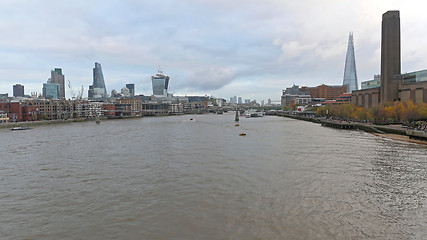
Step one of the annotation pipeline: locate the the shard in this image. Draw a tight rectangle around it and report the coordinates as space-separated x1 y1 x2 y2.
343 33 358 92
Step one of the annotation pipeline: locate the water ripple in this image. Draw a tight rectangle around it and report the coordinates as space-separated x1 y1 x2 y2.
0 114 426 239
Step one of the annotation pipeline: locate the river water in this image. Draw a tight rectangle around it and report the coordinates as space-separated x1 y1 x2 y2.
0 112 426 239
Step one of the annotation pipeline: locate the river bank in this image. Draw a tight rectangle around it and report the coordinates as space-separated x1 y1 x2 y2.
0 115 144 129
372 133 427 146
277 112 427 146
0 112 212 129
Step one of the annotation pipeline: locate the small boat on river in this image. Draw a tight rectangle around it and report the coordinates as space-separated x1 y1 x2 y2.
244 109 264 118
11 126 32 131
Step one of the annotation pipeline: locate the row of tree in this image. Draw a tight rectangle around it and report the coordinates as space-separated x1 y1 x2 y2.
316 100 427 124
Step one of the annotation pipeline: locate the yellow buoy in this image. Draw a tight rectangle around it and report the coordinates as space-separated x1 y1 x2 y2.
239 133 246 136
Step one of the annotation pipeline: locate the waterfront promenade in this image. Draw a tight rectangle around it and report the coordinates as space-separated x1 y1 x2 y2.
0 116 142 129
274 111 427 145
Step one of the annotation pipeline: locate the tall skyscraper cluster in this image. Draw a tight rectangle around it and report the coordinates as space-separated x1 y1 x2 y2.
7 62 143 100
51 68 66 99
42 68 65 99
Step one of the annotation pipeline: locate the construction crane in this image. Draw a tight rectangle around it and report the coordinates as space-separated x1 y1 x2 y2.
77 85 84 99
67 80 76 100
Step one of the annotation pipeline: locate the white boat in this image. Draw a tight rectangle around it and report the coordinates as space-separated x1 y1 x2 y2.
244 109 264 118
11 126 32 131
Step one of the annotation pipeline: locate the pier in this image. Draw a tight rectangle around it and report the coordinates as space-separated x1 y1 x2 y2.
406 129 427 141
321 120 355 130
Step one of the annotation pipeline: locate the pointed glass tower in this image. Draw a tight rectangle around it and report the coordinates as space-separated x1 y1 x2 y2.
343 33 358 92
89 62 107 99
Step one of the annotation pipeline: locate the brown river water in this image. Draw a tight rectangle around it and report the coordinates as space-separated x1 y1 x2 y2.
0 112 426 239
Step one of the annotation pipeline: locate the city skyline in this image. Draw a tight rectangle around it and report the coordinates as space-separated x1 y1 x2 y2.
1 1 427 102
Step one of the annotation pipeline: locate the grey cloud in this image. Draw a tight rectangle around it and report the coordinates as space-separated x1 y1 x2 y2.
1 0 427 102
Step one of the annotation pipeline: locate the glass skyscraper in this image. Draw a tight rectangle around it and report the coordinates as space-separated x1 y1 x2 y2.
89 62 107 99
126 83 135 97
43 83 60 99
151 70 169 96
343 33 358 92
50 68 65 99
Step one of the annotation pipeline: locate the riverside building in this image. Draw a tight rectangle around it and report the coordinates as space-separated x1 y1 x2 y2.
361 75 381 90
381 11 401 103
399 70 427 103
302 84 347 100
352 10 427 108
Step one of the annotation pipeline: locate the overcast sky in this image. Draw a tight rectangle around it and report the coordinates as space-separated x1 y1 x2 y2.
1 0 426 102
